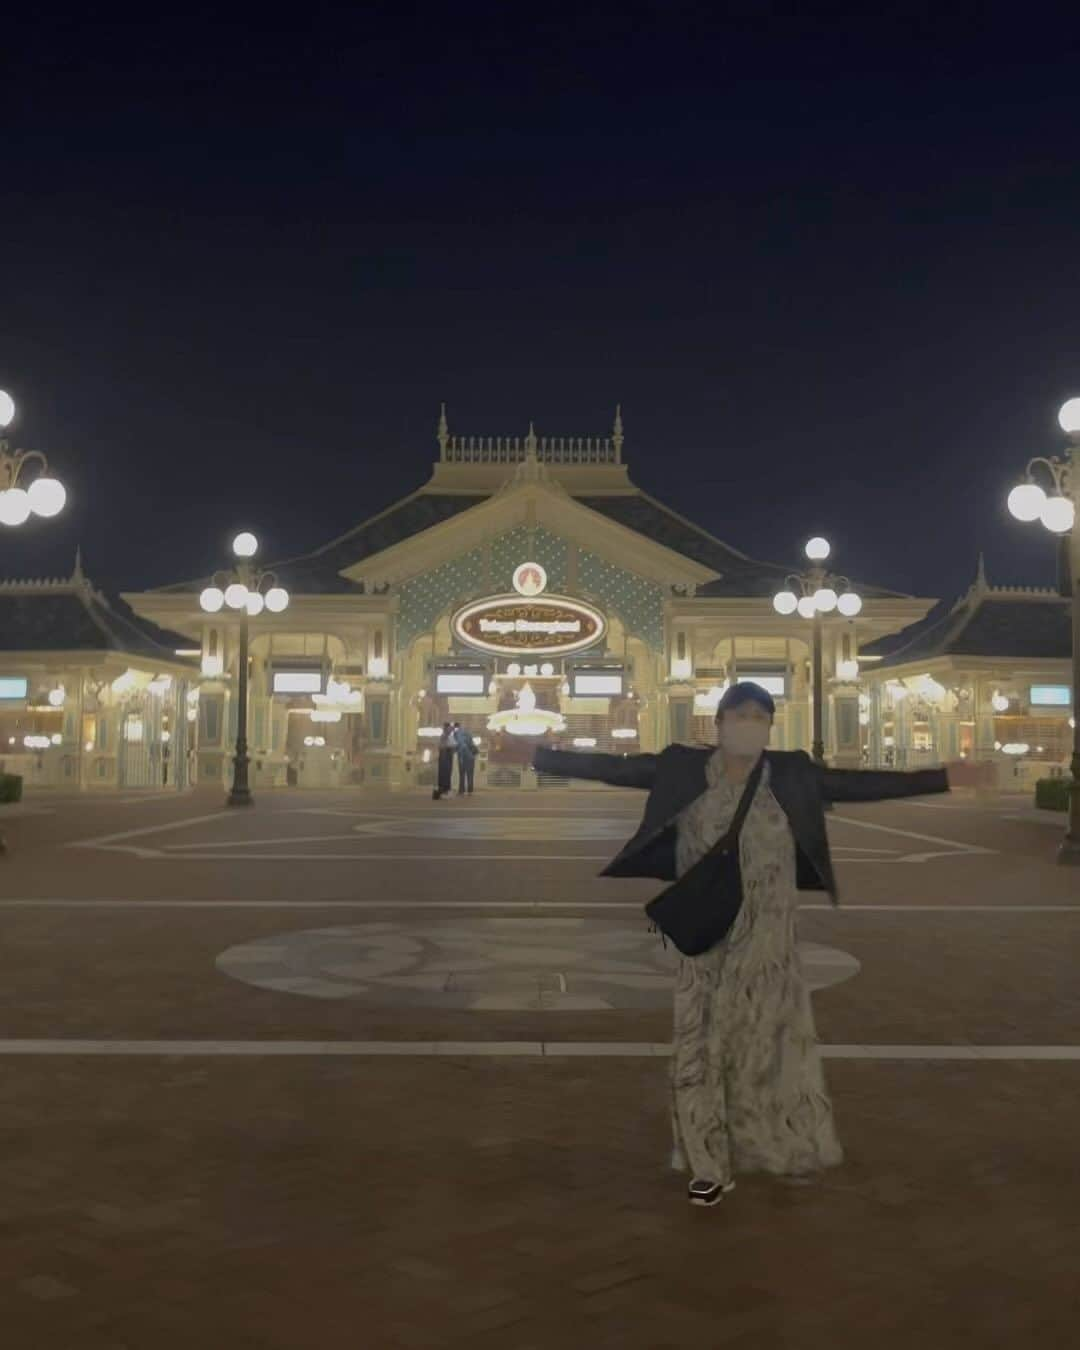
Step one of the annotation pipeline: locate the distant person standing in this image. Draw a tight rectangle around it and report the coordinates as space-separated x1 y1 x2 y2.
454 722 477 795
433 722 455 800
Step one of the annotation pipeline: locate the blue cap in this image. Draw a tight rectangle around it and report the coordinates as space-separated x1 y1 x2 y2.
715 681 776 717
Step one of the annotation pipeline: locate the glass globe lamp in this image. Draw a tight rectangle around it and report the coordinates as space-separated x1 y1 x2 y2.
0 390 14 428
0 488 31 526
200 587 225 613
233 532 258 558
813 587 838 612
1008 482 1046 522
246 592 265 616
773 590 798 615
1058 397 1080 435
28 477 66 518
1040 496 1075 534
796 595 817 619
224 583 249 610
837 591 863 617
805 537 831 561
264 586 289 613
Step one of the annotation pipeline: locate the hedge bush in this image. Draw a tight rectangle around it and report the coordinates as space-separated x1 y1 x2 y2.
0 773 23 804
1035 777 1072 812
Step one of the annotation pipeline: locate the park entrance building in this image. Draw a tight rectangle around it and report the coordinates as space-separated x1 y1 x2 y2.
126 410 937 791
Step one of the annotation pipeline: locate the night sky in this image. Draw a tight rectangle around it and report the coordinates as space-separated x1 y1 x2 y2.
2 6 1079 607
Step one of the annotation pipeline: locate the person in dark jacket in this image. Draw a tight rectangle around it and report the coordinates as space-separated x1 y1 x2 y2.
433 722 456 800
533 681 949 1208
453 722 477 795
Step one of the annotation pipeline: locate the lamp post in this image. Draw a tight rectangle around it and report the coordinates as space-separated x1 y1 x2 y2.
1007 397 1080 865
773 537 863 764
0 391 67 526
199 532 289 807
0 391 67 858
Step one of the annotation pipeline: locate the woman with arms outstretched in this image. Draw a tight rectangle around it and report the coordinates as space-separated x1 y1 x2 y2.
533 681 949 1208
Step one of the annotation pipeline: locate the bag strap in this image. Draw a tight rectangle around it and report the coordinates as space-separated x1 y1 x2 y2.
708 752 766 854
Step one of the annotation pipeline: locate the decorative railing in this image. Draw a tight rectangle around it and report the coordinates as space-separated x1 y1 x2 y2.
440 434 619 465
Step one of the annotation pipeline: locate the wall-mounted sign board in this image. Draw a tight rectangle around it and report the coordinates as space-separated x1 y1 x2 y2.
452 595 605 658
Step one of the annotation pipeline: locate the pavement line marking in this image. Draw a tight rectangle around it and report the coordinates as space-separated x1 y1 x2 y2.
118 852 619 862
0 900 1076 912
165 833 395 850
892 800 1013 811
288 809 642 819
64 813 232 851
830 815 995 860
96 846 969 863
57 809 998 863
162 832 640 852
0 1039 1075 1060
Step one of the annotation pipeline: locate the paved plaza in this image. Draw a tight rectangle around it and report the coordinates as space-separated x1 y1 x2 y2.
0 784 1078 1347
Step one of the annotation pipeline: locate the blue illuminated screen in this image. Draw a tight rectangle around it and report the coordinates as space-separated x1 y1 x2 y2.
1030 685 1070 707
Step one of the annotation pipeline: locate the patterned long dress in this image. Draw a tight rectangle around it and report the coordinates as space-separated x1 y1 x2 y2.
669 749 844 1185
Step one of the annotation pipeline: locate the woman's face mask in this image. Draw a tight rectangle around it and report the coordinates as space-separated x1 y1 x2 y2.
718 716 771 758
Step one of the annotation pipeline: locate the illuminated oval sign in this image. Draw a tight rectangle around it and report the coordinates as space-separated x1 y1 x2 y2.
452 594 606 657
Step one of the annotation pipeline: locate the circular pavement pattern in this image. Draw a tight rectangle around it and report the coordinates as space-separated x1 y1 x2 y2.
216 919 861 1011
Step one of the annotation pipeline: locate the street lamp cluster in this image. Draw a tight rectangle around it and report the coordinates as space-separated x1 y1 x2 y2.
1007 397 1080 865
0 390 66 526
1007 399 1079 536
0 390 66 855
199 532 289 617
772 537 864 619
772 538 863 763
199 532 290 807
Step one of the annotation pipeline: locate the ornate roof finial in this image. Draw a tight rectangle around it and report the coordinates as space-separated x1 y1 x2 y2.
975 551 988 591
437 403 449 458
525 421 537 458
72 546 84 583
613 403 624 462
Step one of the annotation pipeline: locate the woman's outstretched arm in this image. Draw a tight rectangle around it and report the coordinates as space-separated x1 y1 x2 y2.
533 746 659 790
812 756 950 804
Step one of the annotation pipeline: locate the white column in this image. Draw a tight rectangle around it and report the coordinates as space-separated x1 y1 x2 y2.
936 707 960 763
974 677 997 760
868 682 883 767
831 685 861 767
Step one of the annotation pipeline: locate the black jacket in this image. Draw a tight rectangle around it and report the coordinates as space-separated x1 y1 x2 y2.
532 744 950 903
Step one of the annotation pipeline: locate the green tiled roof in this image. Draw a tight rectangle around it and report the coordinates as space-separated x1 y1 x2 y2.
155 493 488 595
578 493 905 599
862 594 1070 667
153 482 909 602
0 583 192 662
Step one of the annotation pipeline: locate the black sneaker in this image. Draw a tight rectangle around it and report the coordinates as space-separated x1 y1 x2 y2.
688 1178 735 1207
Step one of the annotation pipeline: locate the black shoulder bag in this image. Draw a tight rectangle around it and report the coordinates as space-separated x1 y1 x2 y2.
644 754 765 957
